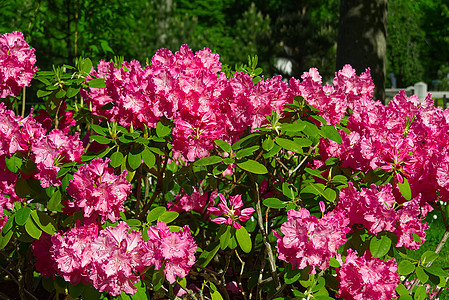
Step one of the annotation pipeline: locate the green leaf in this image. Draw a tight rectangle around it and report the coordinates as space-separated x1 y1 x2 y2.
413 233 423 244
194 155 223 167
5 155 22 173
312 277 326 293
90 134 111 145
156 121 171 137
282 182 295 200
146 207 166 223
81 284 101 300
415 266 429 284
56 167 70 178
275 137 303 153
90 124 107 135
395 283 409 296
68 283 85 298
31 210 56 235
301 183 334 202
24 217 42 239
214 140 232 154
127 152 142 170
398 260 415 275
293 137 313 147
235 145 260 158
0 230 13 249
125 219 141 228
369 235 392 258
110 151 124 168
37 89 53 98
197 240 220 268
414 285 427 300
82 58 93 74
262 198 286 209
211 289 224 300
281 122 306 133
157 211 179 224
321 125 342 144
88 78 106 88
284 268 301 284
219 226 231 250
55 89 66 98
152 268 165 292
262 137 274 152
329 257 340 268
323 188 336 202
425 265 448 277
236 226 252 253
66 87 80 98
1 215 14 234
142 148 156 169
237 159 268 174
421 250 438 265
47 190 62 211
398 177 412 201
15 207 31 226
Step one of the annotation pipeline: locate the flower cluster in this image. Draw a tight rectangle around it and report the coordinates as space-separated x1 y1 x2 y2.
82 45 292 161
336 183 430 250
142 222 197 284
169 187 217 213
31 129 84 188
0 31 37 98
66 157 131 223
274 208 350 273
208 194 255 229
33 221 197 296
337 249 399 300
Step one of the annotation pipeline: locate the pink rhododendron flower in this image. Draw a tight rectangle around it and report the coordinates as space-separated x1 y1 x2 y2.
169 187 217 213
32 129 84 188
142 222 197 284
337 249 399 300
32 233 58 278
0 31 37 98
274 208 349 273
90 222 143 296
51 221 99 285
208 194 255 229
66 158 131 223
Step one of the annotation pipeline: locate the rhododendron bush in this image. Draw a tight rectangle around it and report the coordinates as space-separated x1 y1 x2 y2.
1 31 449 300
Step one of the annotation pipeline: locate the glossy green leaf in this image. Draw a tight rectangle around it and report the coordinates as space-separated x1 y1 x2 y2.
415 266 429 284
110 151 124 168
219 226 231 250
235 145 260 158
281 122 306 133
214 140 232 153
15 207 31 226
0 230 13 249
37 89 53 97
329 257 340 268
398 177 412 201
127 151 142 170
125 219 141 228
262 136 274 152
197 240 220 268
5 155 22 173
284 268 301 284
398 260 415 275
68 283 85 298
81 58 93 74
48 190 62 211
88 78 106 88
398 295 413 300
370 235 392 258
55 89 66 98
321 125 342 144
31 210 56 235
275 137 303 153
194 155 223 167
395 283 409 296
146 207 166 223
236 226 252 253
421 250 438 265
414 285 427 300
142 148 156 169
157 211 179 224
90 134 111 145
25 217 42 239
413 233 423 244
425 265 448 277
90 124 107 135
66 87 80 98
156 121 171 137
237 159 267 174
263 198 286 209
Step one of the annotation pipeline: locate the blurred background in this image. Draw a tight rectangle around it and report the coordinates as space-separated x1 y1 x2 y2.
1 0 449 94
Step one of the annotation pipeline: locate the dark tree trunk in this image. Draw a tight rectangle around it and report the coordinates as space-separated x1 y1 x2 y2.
336 0 388 103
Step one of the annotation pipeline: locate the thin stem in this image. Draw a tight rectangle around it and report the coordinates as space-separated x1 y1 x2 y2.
21 87 26 117
0 264 38 300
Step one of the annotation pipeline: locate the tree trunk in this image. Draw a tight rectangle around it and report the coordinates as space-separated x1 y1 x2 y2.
336 0 388 103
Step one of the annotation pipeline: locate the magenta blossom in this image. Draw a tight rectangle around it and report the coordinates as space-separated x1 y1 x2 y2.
208 194 255 229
